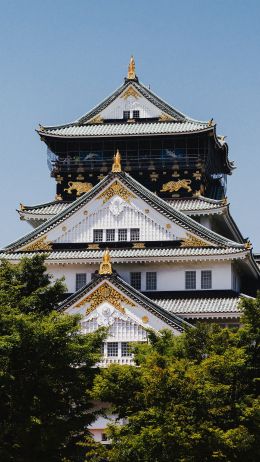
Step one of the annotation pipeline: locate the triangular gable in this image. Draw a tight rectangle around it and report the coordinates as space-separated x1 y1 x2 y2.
58 274 189 335
5 172 245 252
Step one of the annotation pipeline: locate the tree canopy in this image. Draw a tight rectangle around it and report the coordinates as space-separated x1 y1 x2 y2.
92 295 260 462
0 255 105 462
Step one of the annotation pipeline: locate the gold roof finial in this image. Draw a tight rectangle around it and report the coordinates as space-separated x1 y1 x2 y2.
112 149 122 173
127 55 136 80
99 249 113 275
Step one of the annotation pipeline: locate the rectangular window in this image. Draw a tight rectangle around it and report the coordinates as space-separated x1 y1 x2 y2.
93 229 103 242
107 342 118 357
133 110 140 119
146 272 157 291
201 270 212 289
118 228 127 241
75 273 87 291
106 229 115 242
121 342 131 357
130 272 141 290
130 228 140 241
185 271 196 290
123 110 130 119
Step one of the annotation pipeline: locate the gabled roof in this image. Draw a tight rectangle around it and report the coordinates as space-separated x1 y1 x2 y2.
5 170 246 252
58 271 190 332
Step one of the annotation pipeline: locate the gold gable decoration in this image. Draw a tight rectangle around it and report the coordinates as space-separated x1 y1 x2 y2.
181 233 209 248
159 113 174 122
121 86 141 100
112 149 122 173
20 236 53 252
97 180 136 204
88 115 104 124
99 250 112 275
75 282 135 315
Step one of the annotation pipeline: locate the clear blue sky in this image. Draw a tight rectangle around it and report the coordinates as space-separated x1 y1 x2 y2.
0 0 259 249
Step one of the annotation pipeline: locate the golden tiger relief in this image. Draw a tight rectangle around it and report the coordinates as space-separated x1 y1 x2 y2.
64 181 93 196
161 179 192 193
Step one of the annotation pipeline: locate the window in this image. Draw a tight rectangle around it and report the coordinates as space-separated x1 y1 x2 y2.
123 110 130 119
130 272 141 290
106 229 115 242
93 229 103 242
201 270 212 289
118 228 127 241
133 110 140 119
101 342 105 355
185 271 196 290
75 273 86 291
107 342 118 357
101 433 108 442
130 228 140 241
146 272 157 291
121 342 131 357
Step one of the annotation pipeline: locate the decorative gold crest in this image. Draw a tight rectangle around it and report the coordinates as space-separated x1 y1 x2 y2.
20 236 53 252
88 243 100 250
97 181 135 204
64 181 93 196
127 55 136 80
121 86 140 100
75 282 135 315
88 115 104 124
181 233 209 248
159 113 173 122
132 242 145 249
161 179 192 193
112 149 122 173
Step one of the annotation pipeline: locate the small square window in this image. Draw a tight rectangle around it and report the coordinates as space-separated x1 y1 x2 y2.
185 271 196 290
101 433 108 441
107 342 118 357
118 228 127 241
201 270 212 289
121 342 131 357
106 229 115 242
130 228 140 241
76 273 87 291
133 110 140 119
146 272 157 291
93 229 103 242
130 272 141 290
123 110 130 119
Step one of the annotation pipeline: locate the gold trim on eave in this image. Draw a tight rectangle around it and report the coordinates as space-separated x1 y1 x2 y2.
181 233 209 248
112 149 122 173
99 249 112 275
19 236 53 252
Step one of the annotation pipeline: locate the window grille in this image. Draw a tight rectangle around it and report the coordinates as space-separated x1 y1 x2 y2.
118 228 127 241
130 272 141 290
146 272 157 291
130 228 140 241
121 342 131 357
133 110 140 119
75 273 87 291
185 271 196 290
123 110 130 119
106 229 115 242
93 229 103 242
101 342 105 355
201 270 212 289
107 342 118 357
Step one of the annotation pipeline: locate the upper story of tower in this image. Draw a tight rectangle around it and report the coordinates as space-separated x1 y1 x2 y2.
37 57 234 202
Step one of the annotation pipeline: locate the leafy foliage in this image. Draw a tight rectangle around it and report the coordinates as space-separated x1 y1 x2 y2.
91 295 260 462
0 256 105 462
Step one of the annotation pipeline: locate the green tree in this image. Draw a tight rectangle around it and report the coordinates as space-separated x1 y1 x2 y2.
0 256 105 462
92 295 260 462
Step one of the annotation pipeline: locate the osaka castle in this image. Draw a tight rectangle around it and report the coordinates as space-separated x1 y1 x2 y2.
1 57 260 360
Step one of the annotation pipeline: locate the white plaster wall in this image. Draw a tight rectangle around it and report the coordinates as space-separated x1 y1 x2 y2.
47 260 233 293
99 92 163 120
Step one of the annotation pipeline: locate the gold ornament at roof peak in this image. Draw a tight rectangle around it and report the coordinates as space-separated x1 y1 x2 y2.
112 149 122 173
99 249 112 275
127 55 136 80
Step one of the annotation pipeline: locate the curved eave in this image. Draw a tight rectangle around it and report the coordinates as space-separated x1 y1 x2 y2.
36 123 213 139
212 126 234 174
